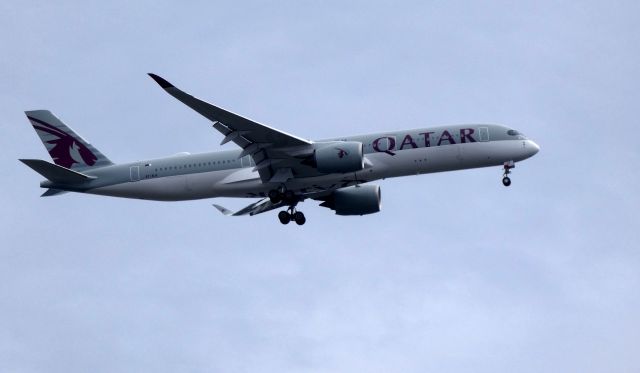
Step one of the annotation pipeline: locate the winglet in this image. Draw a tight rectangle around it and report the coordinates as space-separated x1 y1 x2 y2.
148 73 174 89
212 204 234 216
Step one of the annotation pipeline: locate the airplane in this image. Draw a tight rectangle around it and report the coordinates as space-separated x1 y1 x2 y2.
20 74 540 225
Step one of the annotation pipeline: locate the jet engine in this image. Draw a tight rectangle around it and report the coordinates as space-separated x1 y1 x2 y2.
320 185 381 216
314 141 364 173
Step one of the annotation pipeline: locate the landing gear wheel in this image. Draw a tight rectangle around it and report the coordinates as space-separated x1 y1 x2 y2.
278 211 291 224
293 211 306 226
502 161 515 187
268 189 282 203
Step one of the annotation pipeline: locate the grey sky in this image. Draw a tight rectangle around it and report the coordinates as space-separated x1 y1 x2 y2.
1 1 639 372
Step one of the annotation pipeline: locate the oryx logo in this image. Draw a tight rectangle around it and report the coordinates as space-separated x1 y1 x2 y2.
336 148 348 159
28 116 97 168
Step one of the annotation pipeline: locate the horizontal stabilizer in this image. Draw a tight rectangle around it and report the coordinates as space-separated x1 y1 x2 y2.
20 159 96 184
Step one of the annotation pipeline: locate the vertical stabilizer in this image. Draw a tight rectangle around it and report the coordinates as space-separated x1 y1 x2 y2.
25 110 113 171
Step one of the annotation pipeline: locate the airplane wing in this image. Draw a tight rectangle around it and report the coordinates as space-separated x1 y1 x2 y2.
212 188 341 217
213 198 286 216
148 74 316 183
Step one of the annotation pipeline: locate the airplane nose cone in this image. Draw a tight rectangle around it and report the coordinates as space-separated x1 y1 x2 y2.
531 140 540 154
527 140 540 157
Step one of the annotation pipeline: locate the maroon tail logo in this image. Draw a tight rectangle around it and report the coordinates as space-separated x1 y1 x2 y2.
28 116 97 168
336 148 348 159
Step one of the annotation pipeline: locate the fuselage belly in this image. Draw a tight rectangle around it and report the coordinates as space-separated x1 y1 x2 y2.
86 137 538 201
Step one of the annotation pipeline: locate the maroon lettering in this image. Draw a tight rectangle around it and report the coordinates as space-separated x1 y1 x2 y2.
419 132 435 147
460 128 476 143
372 136 396 155
437 130 456 146
399 134 418 150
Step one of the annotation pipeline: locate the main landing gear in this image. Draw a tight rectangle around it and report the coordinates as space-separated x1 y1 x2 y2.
278 207 306 226
502 160 515 187
270 187 306 226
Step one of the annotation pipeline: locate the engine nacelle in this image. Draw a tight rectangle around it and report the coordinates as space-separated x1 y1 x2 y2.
322 185 382 216
314 141 364 174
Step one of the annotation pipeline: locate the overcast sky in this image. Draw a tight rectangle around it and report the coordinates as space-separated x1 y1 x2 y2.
1 1 639 372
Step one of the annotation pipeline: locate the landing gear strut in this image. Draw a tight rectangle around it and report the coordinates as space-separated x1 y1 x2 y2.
502 161 515 187
278 206 306 226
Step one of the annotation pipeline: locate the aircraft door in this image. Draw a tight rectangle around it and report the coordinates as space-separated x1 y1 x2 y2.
479 127 490 142
240 155 251 168
130 166 140 181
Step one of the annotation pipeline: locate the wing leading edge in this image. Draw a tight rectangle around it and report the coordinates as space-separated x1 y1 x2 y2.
148 73 315 183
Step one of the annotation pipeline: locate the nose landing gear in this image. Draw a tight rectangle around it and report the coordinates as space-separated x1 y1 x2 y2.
502 160 515 187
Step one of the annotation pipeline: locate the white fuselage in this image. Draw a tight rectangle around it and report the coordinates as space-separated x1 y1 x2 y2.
51 124 539 201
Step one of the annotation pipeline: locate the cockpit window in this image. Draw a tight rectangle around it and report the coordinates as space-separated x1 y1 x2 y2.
507 129 527 140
